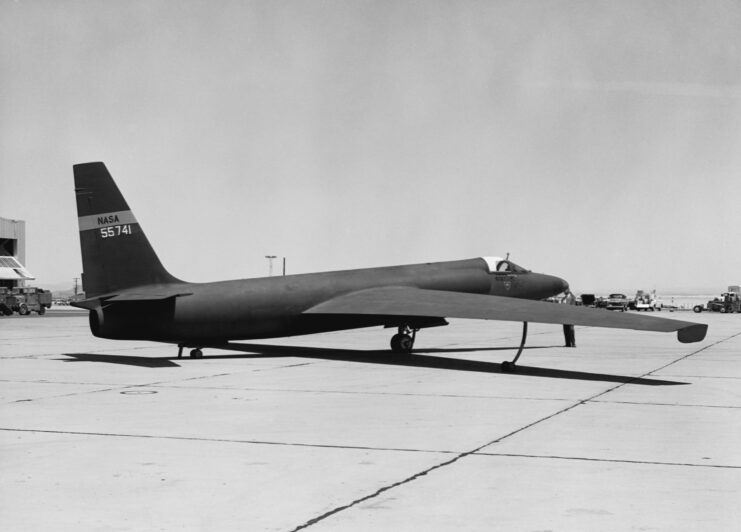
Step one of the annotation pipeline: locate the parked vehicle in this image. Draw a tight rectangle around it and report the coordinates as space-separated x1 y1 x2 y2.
605 293 629 312
693 292 741 313
630 290 661 311
8 287 52 315
0 287 15 316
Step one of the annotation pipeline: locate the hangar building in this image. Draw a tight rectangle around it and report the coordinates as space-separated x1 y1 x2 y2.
0 217 35 289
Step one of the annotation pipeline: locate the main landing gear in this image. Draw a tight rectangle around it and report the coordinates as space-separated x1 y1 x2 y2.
390 325 418 354
177 345 203 359
501 321 528 373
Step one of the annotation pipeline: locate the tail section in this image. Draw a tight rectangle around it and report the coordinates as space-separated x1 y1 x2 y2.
74 162 180 298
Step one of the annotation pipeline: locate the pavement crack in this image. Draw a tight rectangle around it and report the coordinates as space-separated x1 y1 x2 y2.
6 387 119 403
472 452 741 469
0 427 457 455
288 451 470 532
590 399 741 409
288 329 741 531
288 397 589 531
644 330 741 377
252 362 315 372
154 383 575 403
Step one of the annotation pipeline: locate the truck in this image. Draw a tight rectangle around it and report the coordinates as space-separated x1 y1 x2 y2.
693 287 741 313
0 287 15 316
630 290 661 311
7 287 52 315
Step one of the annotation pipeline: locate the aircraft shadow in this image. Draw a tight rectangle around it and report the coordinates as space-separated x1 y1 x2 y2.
58 346 687 386
413 345 559 354
60 353 181 368
212 343 687 386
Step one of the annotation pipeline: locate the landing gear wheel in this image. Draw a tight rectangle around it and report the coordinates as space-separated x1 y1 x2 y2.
390 334 414 354
501 361 515 373
390 334 401 352
398 333 414 353
501 321 528 373
189 348 203 359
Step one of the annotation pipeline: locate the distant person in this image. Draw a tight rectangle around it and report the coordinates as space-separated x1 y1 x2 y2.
563 289 576 347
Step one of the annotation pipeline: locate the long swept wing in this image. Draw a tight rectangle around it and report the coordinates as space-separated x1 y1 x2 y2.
304 287 707 343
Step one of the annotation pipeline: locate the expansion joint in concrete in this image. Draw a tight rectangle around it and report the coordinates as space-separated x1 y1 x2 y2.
288 329 741 531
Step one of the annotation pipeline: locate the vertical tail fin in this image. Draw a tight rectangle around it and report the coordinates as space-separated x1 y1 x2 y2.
74 162 180 298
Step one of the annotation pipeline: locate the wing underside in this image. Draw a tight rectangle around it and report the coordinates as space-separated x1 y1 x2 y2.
304 287 707 343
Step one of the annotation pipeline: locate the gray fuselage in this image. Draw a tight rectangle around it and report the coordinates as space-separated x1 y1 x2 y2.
91 258 567 344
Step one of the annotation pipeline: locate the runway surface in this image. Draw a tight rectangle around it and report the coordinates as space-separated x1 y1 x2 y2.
1 311 739 531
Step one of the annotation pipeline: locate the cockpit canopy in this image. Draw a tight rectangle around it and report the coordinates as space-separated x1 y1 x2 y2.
481 256 530 274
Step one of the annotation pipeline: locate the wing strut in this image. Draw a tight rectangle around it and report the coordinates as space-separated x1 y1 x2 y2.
501 321 528 372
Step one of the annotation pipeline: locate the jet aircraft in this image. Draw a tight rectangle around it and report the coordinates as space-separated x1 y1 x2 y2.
72 162 707 371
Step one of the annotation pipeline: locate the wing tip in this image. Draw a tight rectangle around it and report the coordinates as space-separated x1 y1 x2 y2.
677 323 708 343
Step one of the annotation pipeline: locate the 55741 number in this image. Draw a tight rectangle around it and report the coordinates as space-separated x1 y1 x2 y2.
100 225 133 238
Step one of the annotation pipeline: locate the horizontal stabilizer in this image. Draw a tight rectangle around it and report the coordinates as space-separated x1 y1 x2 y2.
70 299 99 310
71 290 192 309
104 291 192 302
305 287 708 343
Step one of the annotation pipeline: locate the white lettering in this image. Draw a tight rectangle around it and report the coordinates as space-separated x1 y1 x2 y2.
99 225 132 239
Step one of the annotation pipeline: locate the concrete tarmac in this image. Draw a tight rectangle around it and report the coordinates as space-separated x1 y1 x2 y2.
1 312 739 531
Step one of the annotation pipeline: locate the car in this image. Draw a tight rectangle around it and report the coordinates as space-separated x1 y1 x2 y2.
605 293 629 311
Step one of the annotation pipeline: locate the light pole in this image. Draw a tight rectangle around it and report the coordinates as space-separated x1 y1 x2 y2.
265 255 277 276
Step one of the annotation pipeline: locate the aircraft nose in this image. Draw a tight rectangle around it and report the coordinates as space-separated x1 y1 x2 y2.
526 273 570 299
544 274 569 297
558 277 569 293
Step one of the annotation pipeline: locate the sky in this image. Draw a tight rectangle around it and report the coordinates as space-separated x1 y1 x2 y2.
1 0 740 294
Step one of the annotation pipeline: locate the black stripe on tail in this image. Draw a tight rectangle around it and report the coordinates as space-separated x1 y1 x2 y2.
74 162 180 298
